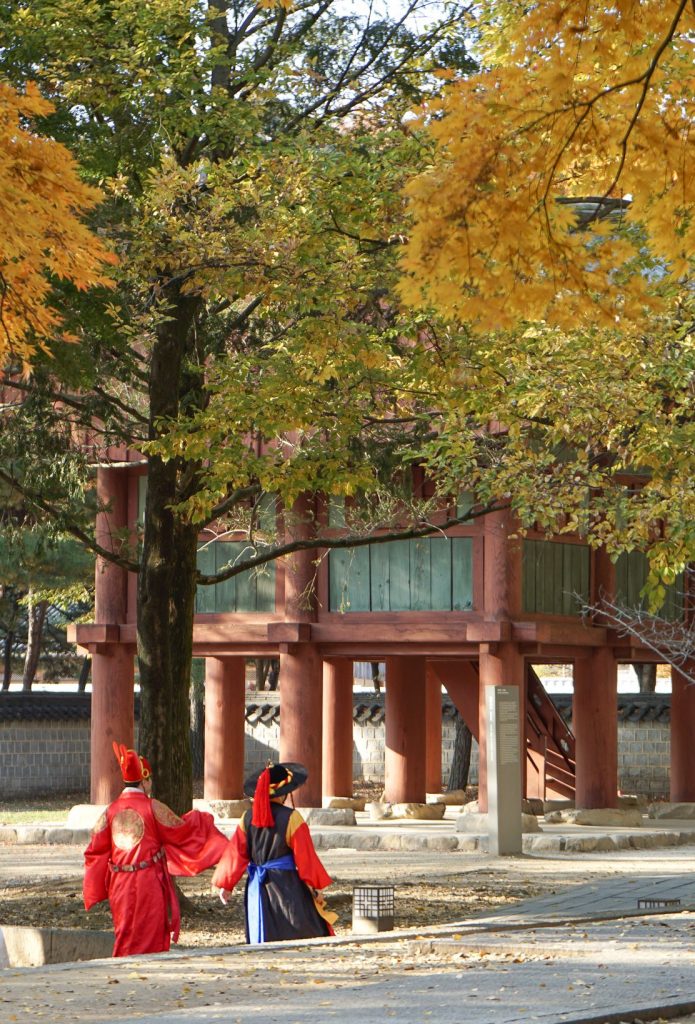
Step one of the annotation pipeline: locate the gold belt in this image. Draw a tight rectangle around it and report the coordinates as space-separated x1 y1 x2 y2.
109 848 165 873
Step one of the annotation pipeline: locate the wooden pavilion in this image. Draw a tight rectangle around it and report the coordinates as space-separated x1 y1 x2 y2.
71 458 695 811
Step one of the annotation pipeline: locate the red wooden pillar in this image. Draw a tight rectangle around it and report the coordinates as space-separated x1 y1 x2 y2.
322 659 354 799
384 656 427 803
425 664 442 794
204 657 246 800
477 643 524 812
91 466 134 804
279 493 322 806
670 661 695 801
573 648 618 808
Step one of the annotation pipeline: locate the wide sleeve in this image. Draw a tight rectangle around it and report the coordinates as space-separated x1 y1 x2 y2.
152 801 229 877
286 810 332 890
211 821 250 891
83 811 111 910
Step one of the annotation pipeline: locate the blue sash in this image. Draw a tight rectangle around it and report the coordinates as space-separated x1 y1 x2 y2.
247 854 296 944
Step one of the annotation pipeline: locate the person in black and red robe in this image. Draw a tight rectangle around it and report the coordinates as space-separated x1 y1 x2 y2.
212 762 336 944
83 743 228 957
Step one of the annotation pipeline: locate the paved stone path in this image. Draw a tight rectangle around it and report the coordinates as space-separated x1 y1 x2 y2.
4 862 695 1024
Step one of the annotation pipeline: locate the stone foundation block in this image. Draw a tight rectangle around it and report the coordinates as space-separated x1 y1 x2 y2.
367 802 392 820
193 798 250 820
524 834 563 853
628 832 658 849
16 827 46 844
456 812 487 833
298 807 356 826
563 835 600 853
648 802 695 820
66 804 107 831
426 789 468 806
322 796 367 811
456 811 540 833
544 807 644 827
522 798 545 816
0 926 113 967
44 827 80 845
391 802 446 821
455 835 482 852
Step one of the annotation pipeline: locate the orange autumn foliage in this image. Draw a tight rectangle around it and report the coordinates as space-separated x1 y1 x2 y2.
0 81 116 369
401 0 694 332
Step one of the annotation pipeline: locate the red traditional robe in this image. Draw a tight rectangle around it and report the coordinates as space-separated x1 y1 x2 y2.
212 802 335 943
83 789 227 957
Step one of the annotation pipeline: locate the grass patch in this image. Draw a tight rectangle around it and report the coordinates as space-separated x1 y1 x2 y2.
0 792 87 825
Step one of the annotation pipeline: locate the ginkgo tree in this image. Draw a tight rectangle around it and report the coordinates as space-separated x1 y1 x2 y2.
397 0 695 598
401 0 694 331
0 81 114 369
0 0 477 811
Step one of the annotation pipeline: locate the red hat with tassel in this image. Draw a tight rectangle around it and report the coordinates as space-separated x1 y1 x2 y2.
244 762 307 828
112 741 144 784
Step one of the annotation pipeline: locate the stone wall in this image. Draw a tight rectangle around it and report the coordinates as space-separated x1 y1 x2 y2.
0 720 91 797
0 692 671 799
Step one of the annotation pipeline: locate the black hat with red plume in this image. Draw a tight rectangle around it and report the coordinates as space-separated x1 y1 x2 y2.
243 762 307 828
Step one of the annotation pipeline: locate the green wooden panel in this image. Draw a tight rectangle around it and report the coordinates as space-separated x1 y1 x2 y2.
329 546 371 612
214 542 238 612
561 544 574 615
329 536 472 612
388 540 412 611
410 539 432 611
452 537 473 610
456 492 475 519
370 543 391 611
255 565 276 612
195 544 216 614
234 543 257 612
552 542 564 614
577 544 590 607
430 539 453 611
616 551 682 622
523 540 589 615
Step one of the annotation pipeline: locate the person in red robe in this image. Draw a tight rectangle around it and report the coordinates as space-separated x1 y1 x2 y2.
83 743 228 957
212 762 336 944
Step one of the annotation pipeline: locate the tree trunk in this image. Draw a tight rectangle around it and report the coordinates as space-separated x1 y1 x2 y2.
137 287 201 816
22 593 48 691
190 659 205 780
255 658 270 690
77 655 91 692
2 631 14 690
634 663 657 693
266 658 279 691
448 710 472 791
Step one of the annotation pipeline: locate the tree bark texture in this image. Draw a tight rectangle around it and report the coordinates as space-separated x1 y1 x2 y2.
2 631 14 690
634 663 657 693
448 710 472 791
137 288 201 815
22 594 48 691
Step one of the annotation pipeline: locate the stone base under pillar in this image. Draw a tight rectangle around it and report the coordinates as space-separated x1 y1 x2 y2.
297 807 356 826
322 796 367 812
193 798 250 820
426 790 468 806
66 804 107 830
648 802 695 820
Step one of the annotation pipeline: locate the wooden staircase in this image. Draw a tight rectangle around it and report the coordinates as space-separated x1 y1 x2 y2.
525 666 576 801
